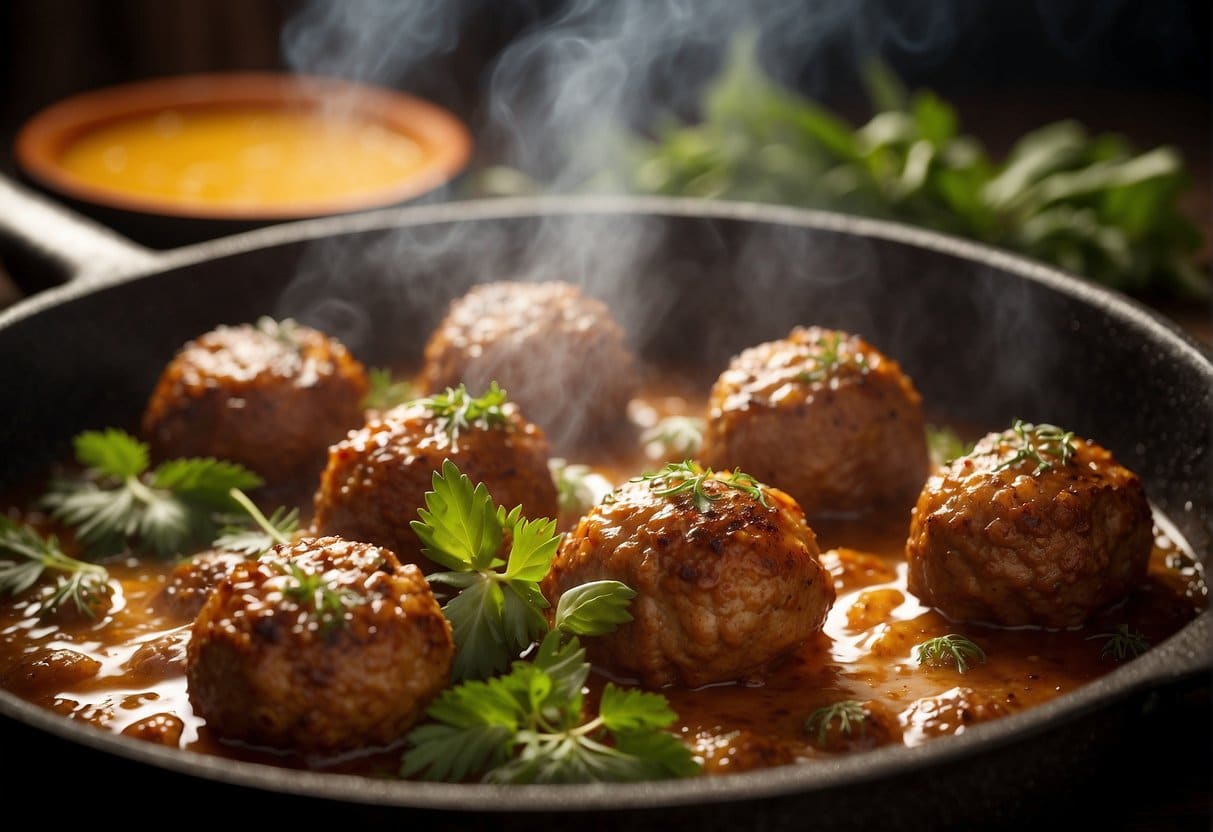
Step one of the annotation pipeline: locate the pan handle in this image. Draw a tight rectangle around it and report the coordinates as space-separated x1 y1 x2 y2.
0 174 159 295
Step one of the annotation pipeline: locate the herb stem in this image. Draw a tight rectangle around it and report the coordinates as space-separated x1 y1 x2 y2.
229 488 291 547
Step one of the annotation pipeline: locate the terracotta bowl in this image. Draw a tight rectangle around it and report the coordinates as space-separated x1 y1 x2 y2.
14 72 472 246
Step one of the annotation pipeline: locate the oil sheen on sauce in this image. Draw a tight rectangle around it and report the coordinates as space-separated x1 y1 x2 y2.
0 386 1206 777
57 106 429 209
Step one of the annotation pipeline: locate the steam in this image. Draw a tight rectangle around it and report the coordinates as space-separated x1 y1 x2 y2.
274 0 1088 443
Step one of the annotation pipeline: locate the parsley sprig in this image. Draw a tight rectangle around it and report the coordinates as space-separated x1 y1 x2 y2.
419 383 510 444
213 488 298 556
401 631 699 783
549 457 597 519
412 459 635 681
0 517 109 617
43 429 263 556
915 634 987 673
1088 624 1149 662
631 461 770 512
794 332 870 385
804 700 867 745
362 367 416 412
990 420 1077 475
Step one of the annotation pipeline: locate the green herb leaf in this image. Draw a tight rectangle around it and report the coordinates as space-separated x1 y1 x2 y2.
44 429 263 557
804 700 866 745
553 580 636 636
417 382 510 444
915 634 987 673
213 490 299 556
631 460 771 512
278 561 364 634
401 631 698 783
989 419 1077 475
640 416 706 461
0 517 109 617
1087 624 1149 662
548 458 597 518
363 367 416 412
925 424 973 467
411 459 503 572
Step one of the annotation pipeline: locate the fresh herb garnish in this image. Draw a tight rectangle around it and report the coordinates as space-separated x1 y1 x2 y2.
363 368 416 412
418 383 510 444
1088 624 1149 662
43 429 263 556
804 700 867 745
926 424 974 467
401 631 699 783
278 561 365 634
553 580 636 636
631 461 770 512
794 332 869 385
213 488 298 556
915 634 987 673
640 416 706 461
0 517 109 617
549 458 597 518
990 419 1077 475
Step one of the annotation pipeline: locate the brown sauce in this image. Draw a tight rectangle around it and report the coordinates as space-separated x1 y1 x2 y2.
0 380 1206 776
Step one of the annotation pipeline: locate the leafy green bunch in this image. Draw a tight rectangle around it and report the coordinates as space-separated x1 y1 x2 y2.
0 517 109 617
44 429 262 556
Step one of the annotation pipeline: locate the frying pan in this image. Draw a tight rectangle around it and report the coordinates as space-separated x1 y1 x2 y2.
0 175 1208 830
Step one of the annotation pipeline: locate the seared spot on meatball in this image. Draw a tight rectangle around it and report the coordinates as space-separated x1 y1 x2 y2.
542 469 834 688
150 550 247 620
700 327 928 515
186 536 453 754
421 281 638 450
312 394 557 569
905 426 1152 628
141 318 368 487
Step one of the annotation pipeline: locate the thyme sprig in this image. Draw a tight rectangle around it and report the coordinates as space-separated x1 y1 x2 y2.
0 517 109 618
915 634 987 673
794 332 870 384
1088 624 1149 662
631 461 770 512
804 700 867 745
990 419 1077 475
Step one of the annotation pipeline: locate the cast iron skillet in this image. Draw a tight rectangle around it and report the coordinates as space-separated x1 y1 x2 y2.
0 176 1209 829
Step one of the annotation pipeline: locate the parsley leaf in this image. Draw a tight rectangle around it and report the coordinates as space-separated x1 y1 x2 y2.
416 382 510 445
44 428 263 556
554 580 636 636
0 517 110 617
401 632 699 783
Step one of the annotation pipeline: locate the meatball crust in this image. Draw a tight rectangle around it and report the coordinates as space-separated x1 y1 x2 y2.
905 427 1153 628
700 327 928 515
186 536 453 754
543 469 834 688
151 549 247 620
420 281 638 449
141 319 368 486
312 398 558 569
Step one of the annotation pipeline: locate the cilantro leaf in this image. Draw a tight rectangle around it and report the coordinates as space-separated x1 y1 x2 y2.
44 428 263 557
503 516 560 582
411 459 502 572
554 580 636 636
597 684 676 734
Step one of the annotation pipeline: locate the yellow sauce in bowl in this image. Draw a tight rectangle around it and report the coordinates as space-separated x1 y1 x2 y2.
59 107 430 209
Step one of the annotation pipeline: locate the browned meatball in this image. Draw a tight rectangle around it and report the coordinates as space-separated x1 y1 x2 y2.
694 729 796 774
121 713 185 747
141 318 368 487
0 648 100 698
543 464 834 688
150 549 247 619
905 423 1152 628
420 281 638 449
312 391 559 569
700 327 928 515
186 536 453 754
902 686 1017 740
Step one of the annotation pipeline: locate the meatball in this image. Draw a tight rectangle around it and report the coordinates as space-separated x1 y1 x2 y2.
0 648 100 698
121 713 185 747
902 686 1017 741
150 549 247 619
312 391 558 569
694 729 796 774
700 327 928 515
141 318 368 487
542 464 834 688
420 281 638 449
905 423 1152 628
186 536 453 754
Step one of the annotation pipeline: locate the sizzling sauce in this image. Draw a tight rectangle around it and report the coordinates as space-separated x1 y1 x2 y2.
0 385 1206 776
57 106 429 209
